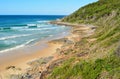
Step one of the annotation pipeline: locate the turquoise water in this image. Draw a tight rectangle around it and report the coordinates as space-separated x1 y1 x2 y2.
0 15 70 53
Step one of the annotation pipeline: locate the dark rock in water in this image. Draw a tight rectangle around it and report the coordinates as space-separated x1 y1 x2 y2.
3 27 11 30
28 26 37 28
13 24 27 26
0 27 11 31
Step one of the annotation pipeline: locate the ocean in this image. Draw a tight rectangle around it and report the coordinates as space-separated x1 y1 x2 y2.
0 15 70 53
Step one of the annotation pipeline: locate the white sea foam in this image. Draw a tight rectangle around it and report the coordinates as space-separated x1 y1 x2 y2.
11 24 37 30
62 25 66 27
0 39 36 53
0 44 25 53
18 28 42 31
37 20 50 23
37 24 49 27
0 34 32 41
17 26 57 31
24 39 36 45
27 24 37 26
49 35 54 37
11 26 28 29
4 40 17 45
40 27 58 30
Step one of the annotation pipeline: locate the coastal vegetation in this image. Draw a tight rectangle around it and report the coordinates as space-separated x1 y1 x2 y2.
3 0 120 79
46 0 120 79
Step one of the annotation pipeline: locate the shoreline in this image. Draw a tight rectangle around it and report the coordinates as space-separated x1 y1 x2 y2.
0 21 95 79
0 25 70 78
0 41 63 78
0 42 47 70
0 29 70 54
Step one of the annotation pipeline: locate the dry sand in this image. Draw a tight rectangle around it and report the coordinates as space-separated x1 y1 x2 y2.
0 41 62 78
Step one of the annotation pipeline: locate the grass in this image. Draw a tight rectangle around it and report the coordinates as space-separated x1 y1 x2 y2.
48 55 120 79
62 0 120 24
47 0 120 79
48 58 75 79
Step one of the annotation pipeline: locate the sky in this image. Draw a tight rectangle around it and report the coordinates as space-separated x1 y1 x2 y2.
0 0 98 15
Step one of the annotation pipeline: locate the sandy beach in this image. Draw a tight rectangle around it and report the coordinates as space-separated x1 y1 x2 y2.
0 20 95 79
0 0 119 78
0 41 62 78
0 28 70 70
0 20 71 79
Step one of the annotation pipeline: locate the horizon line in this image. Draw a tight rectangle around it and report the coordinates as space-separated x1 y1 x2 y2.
0 14 67 16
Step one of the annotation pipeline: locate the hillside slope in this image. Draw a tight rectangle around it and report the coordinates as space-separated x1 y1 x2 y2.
45 0 120 79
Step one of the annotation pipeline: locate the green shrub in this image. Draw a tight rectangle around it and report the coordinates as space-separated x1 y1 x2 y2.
49 55 120 79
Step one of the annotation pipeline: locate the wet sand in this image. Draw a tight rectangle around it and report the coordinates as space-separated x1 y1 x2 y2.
0 41 62 71
0 30 70 71
0 41 62 79
0 23 71 78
